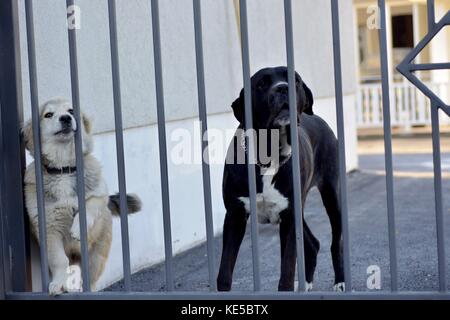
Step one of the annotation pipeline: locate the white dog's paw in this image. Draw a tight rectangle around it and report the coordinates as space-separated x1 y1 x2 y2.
333 282 345 292
294 281 313 292
49 267 83 295
65 265 83 293
49 279 67 296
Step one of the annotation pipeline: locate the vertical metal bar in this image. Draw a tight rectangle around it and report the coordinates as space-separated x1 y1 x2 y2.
0 124 6 299
0 0 29 292
427 0 447 292
239 0 261 292
66 0 90 292
0 194 5 299
427 0 435 31
0 102 6 300
192 0 217 292
431 105 446 292
378 0 398 292
283 0 306 292
150 0 174 292
330 0 351 291
107 0 132 292
24 0 50 292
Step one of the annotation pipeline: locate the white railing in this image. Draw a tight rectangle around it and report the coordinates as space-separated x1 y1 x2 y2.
356 81 450 129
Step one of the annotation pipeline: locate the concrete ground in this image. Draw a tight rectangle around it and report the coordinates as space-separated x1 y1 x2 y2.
106 131 450 293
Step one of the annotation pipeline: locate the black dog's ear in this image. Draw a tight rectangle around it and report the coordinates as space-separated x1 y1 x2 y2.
302 82 314 115
231 90 245 124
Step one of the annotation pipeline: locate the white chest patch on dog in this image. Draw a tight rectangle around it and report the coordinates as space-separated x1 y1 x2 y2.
239 171 289 225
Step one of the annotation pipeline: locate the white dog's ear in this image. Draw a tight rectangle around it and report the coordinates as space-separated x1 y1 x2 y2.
82 113 92 134
21 120 35 153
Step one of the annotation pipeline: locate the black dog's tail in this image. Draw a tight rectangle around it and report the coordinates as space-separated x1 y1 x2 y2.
108 193 142 216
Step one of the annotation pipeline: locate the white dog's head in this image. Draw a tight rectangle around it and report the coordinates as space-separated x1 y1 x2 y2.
23 98 93 167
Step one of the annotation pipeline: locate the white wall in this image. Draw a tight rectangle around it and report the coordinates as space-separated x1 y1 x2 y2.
19 0 357 128
19 0 359 290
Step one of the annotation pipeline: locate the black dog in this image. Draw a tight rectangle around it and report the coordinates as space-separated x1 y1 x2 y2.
217 66 345 292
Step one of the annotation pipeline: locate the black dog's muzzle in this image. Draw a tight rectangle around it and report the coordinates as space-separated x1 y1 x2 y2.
269 83 291 128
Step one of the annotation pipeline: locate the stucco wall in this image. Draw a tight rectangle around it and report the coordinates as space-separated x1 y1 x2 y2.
19 0 357 131
17 0 359 290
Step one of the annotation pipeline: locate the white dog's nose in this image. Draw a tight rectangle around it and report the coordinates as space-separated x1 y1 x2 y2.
59 115 72 125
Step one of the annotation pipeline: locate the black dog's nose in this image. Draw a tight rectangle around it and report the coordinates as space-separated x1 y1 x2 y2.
59 115 72 125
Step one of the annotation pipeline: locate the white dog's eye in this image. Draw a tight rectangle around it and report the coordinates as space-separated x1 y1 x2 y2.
68 109 74 115
44 112 54 118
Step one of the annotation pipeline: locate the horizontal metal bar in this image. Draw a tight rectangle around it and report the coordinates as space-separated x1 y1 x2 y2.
24 0 50 292
6 291 450 301
66 0 91 292
239 0 261 292
150 0 174 292
408 63 450 71
107 0 132 292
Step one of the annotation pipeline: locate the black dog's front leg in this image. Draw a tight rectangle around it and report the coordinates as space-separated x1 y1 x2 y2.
217 210 248 291
278 212 297 291
279 211 320 291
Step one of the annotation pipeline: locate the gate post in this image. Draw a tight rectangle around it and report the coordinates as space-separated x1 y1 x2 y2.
0 103 5 299
0 0 30 292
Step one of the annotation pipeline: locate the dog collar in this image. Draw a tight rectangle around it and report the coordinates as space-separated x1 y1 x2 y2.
45 166 77 175
239 131 292 169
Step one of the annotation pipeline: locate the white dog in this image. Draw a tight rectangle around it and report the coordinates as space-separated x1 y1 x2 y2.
23 98 141 295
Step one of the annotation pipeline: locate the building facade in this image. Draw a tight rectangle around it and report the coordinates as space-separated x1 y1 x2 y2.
354 0 450 129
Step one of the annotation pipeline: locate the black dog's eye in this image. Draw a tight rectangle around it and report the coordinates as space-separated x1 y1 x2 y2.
257 79 267 90
68 109 74 115
44 112 54 118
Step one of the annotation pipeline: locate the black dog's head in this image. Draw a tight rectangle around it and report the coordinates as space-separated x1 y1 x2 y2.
231 66 313 129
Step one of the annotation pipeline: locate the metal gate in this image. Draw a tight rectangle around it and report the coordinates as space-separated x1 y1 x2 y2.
0 0 449 300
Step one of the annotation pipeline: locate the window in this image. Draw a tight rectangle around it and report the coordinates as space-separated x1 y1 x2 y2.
392 15 414 48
